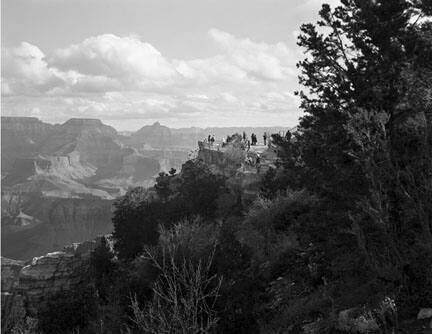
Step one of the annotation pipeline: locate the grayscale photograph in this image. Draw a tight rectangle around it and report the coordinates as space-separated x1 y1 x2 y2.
1 0 432 333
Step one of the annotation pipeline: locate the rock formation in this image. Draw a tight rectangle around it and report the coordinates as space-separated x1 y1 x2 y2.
1 237 103 324
1 117 168 260
1 117 286 261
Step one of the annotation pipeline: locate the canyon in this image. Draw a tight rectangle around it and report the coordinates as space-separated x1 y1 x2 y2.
2 116 286 261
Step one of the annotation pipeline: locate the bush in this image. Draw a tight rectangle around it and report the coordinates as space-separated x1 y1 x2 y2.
158 217 220 262
130 244 222 333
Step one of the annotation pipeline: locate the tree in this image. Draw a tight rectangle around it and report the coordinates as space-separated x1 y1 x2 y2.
178 160 227 219
90 236 117 301
112 187 160 260
154 172 173 202
295 0 432 319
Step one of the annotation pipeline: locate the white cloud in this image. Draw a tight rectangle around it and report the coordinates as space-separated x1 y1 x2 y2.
208 28 295 81
2 30 302 127
2 42 64 95
51 34 177 87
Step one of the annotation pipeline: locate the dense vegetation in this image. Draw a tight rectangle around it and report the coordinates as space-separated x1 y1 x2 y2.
31 1 432 333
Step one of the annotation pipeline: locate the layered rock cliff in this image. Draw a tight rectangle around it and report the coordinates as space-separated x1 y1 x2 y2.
1 117 165 260
1 237 102 324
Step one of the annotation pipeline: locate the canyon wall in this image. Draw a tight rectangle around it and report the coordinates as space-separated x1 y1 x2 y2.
1 237 102 325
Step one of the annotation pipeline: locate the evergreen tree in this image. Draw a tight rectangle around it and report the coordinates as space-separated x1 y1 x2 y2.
296 0 432 314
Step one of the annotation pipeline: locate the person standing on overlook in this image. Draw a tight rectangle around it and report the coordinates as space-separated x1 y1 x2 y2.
252 133 257 146
263 132 267 146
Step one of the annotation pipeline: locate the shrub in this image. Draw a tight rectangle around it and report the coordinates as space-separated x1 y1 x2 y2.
158 217 220 262
130 246 222 333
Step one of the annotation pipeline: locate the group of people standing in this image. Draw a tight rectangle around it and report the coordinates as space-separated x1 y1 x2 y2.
242 131 268 150
205 131 270 150
207 134 215 146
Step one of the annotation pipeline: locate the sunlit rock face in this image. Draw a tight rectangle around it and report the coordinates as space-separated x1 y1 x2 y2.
40 118 122 175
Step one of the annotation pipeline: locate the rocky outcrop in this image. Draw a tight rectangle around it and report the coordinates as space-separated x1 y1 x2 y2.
1 238 102 322
197 141 244 176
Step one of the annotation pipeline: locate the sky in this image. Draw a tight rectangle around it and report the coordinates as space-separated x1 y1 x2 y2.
1 0 340 131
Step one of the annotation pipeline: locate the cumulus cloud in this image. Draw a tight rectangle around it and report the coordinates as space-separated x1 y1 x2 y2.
2 42 64 95
208 28 295 81
50 34 178 88
2 30 301 127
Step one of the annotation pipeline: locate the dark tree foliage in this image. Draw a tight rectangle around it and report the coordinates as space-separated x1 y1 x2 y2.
113 162 226 260
154 172 173 202
213 218 262 334
292 0 432 316
177 160 227 219
89 236 118 301
259 132 304 199
112 187 160 260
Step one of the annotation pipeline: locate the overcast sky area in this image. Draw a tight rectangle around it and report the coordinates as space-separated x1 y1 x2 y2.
1 0 339 130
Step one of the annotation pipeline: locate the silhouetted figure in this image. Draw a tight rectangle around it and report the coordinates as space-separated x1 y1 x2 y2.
263 132 267 146
211 135 215 145
243 131 246 141
251 133 257 146
247 140 251 151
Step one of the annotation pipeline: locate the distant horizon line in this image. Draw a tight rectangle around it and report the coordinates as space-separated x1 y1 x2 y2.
1 115 296 132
